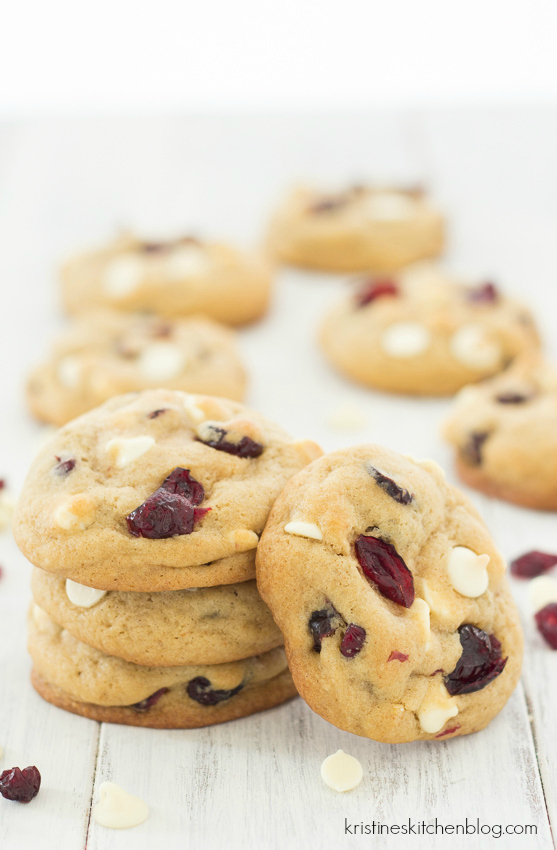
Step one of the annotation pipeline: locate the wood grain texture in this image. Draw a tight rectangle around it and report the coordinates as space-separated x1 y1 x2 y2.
0 109 555 849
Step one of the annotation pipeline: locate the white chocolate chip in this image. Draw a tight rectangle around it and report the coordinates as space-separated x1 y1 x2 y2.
320 750 363 792
32 603 60 635
65 579 107 608
183 396 206 424
417 683 459 734
105 435 155 468
412 598 431 650
227 529 259 549
450 323 501 371
284 521 323 541
138 342 186 382
418 579 451 621
326 402 366 432
57 356 82 389
165 244 210 279
54 496 95 531
92 781 149 830
447 546 490 598
381 322 431 358
365 192 417 221
103 254 144 298
528 575 557 614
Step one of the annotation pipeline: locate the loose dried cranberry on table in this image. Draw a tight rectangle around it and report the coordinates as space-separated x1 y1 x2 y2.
468 282 499 304
355 278 399 308
186 677 243 706
510 550 557 579
54 456 76 475
340 624 366 658
462 431 489 466
355 535 415 607
309 607 339 652
126 467 209 539
132 687 169 711
369 465 413 505
444 624 507 695
535 604 557 649
198 427 264 459
0 766 41 803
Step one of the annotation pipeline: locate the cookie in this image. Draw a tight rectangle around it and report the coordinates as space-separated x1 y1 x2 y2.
319 263 540 396
29 606 295 728
32 568 283 666
13 390 321 590
267 185 444 272
442 356 557 510
256 445 523 743
27 311 247 426
60 232 272 327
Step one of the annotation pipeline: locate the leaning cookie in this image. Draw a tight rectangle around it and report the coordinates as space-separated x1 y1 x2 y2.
256 445 523 743
267 185 444 272
32 568 283 666
29 606 295 728
27 311 247 426
13 390 321 590
442 356 557 511
319 263 540 396
60 232 272 327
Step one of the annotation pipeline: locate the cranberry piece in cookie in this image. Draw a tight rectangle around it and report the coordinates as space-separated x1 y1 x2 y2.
340 624 366 658
535 603 557 649
444 624 507 695
132 688 169 711
0 766 41 803
495 392 530 404
510 550 557 579
309 607 340 652
54 456 76 476
197 421 264 459
468 282 499 304
161 467 205 505
355 535 415 607
126 468 209 539
462 431 489 466
186 676 243 705
355 279 399 309
368 465 413 505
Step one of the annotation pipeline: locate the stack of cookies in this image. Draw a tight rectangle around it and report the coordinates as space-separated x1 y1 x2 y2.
13 389 321 728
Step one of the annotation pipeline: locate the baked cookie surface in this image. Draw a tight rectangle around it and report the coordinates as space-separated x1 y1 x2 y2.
27 311 247 426
443 356 557 510
319 263 540 395
32 568 283 666
29 605 295 728
13 390 321 590
60 233 272 326
256 444 523 743
267 185 444 272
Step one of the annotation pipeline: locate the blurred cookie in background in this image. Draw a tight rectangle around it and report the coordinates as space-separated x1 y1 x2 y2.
27 311 247 425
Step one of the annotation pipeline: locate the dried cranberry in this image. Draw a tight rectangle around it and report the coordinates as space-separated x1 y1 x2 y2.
140 242 167 253
435 725 461 738
510 550 557 579
355 535 415 607
309 607 339 652
462 432 489 466
0 766 41 803
0 479 5 490
148 408 167 419
468 282 499 304
535 603 557 649
161 467 205 505
444 624 507 695
496 392 530 404
340 624 366 657
54 456 76 475
186 677 243 706
356 279 399 308
198 427 264 459
132 687 169 711
309 196 347 213
369 466 413 505
388 650 409 663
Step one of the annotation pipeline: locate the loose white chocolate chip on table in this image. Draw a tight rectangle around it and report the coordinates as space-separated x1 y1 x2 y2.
103 254 144 298
447 546 490 598
528 575 557 614
450 323 501 370
165 245 210 279
321 750 363 792
284 521 323 541
92 781 149 830
138 342 186 382
326 402 366 432
57 356 82 389
417 684 459 734
105 435 155 469
381 322 431 358
66 579 107 608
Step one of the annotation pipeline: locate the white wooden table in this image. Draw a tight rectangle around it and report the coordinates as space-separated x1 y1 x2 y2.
0 109 556 849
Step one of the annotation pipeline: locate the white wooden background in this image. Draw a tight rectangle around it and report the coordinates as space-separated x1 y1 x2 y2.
0 109 556 850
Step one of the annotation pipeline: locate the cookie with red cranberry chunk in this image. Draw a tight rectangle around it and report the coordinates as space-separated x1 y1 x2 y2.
319 263 539 396
60 232 272 326
443 356 557 510
26 311 247 426
267 184 444 272
13 390 321 591
31 568 283 667
28 605 295 728
256 445 523 743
